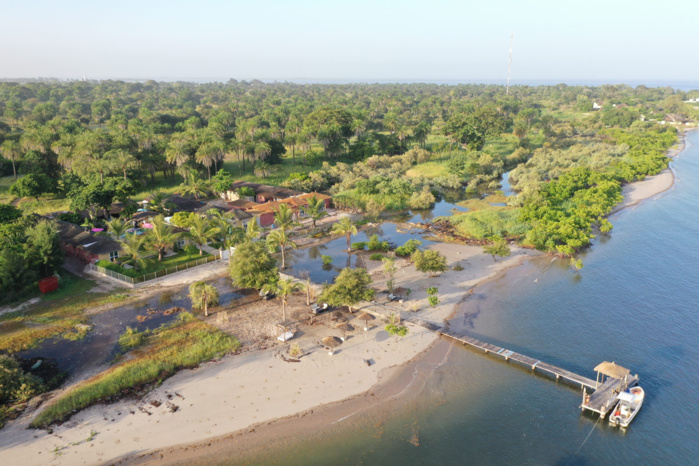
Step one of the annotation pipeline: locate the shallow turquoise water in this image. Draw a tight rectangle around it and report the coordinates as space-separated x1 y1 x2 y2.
244 131 699 465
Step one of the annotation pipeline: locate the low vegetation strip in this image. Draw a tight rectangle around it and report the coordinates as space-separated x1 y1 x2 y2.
30 313 240 428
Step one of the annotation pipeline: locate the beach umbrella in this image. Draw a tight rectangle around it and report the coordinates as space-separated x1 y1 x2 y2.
336 322 353 341
355 312 375 331
322 336 342 355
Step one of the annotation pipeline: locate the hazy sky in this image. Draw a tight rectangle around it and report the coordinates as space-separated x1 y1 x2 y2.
1 0 697 84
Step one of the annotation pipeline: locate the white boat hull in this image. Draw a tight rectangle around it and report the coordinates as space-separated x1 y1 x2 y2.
609 386 644 428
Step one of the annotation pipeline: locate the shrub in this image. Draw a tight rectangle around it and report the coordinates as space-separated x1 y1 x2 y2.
427 296 439 307
369 253 385 261
452 262 464 271
385 324 409 337
171 211 197 228
238 186 255 197
351 241 367 251
395 239 422 257
321 255 333 266
56 212 82 224
367 234 389 252
184 243 198 255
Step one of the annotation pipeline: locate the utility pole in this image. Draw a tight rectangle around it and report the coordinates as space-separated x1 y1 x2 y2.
506 33 514 96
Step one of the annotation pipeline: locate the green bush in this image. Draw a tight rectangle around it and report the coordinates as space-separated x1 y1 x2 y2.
369 253 385 261
184 243 198 255
385 324 409 337
367 234 389 252
321 255 333 265
351 241 367 251
56 212 82 224
171 211 197 228
395 239 422 257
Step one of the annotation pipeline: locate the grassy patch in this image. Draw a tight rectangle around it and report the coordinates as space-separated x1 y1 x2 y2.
0 273 127 354
405 162 450 179
449 208 530 239
31 314 240 428
118 326 148 352
458 193 509 212
17 197 72 215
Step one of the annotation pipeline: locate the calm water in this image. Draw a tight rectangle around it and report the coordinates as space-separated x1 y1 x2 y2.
249 130 699 465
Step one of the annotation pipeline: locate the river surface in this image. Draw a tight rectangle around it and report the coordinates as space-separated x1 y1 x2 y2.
246 130 699 464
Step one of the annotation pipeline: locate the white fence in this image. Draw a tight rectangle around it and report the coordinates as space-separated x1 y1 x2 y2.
88 252 222 286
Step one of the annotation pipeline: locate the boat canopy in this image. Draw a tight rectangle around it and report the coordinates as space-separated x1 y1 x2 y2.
594 361 630 379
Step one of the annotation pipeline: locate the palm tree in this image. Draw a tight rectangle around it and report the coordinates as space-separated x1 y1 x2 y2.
195 142 217 180
273 204 297 232
107 149 137 181
266 229 297 270
179 173 208 200
303 195 327 228
147 191 173 214
106 217 129 239
118 234 148 271
331 216 358 252
146 215 180 261
0 140 21 179
187 215 219 255
261 278 299 322
165 136 191 182
245 219 262 242
189 281 219 317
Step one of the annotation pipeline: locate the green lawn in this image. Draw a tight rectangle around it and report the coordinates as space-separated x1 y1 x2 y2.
99 249 212 278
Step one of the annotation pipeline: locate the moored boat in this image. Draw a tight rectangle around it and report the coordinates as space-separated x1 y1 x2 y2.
609 386 644 427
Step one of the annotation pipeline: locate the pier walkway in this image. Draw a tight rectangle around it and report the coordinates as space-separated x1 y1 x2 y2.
401 316 638 417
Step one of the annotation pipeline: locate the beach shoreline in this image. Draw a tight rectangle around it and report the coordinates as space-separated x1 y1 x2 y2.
0 131 689 466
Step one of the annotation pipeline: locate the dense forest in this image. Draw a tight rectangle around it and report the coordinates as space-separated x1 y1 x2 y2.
0 79 695 293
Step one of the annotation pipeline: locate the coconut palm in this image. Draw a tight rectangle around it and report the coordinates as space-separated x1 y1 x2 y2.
195 142 217 180
244 219 262 242
273 203 297 232
261 278 299 322
303 195 327 228
189 281 219 317
165 136 191 181
147 191 174 214
118 233 148 271
266 229 297 270
146 215 180 261
331 216 357 252
106 217 129 239
107 149 137 181
187 215 219 255
0 140 21 179
179 173 208 200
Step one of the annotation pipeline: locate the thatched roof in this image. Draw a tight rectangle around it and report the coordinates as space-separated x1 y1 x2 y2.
594 361 630 379
322 336 342 348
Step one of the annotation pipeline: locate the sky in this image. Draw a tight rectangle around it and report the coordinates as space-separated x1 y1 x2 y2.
1 0 697 85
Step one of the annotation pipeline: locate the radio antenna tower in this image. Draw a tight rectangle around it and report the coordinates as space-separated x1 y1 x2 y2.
506 33 514 95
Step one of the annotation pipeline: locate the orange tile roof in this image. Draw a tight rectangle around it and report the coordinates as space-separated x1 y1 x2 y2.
297 192 331 201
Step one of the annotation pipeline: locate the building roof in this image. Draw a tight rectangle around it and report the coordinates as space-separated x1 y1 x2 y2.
297 192 332 201
56 220 120 254
228 209 253 220
168 195 206 213
229 199 260 210
230 180 302 198
130 210 160 221
665 113 687 123
594 361 630 379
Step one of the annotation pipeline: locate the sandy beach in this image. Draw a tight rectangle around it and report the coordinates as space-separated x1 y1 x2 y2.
0 132 688 466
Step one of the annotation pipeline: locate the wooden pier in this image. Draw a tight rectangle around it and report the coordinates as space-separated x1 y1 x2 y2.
404 317 639 418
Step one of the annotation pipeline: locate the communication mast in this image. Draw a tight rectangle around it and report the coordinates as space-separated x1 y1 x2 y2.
506 33 514 95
